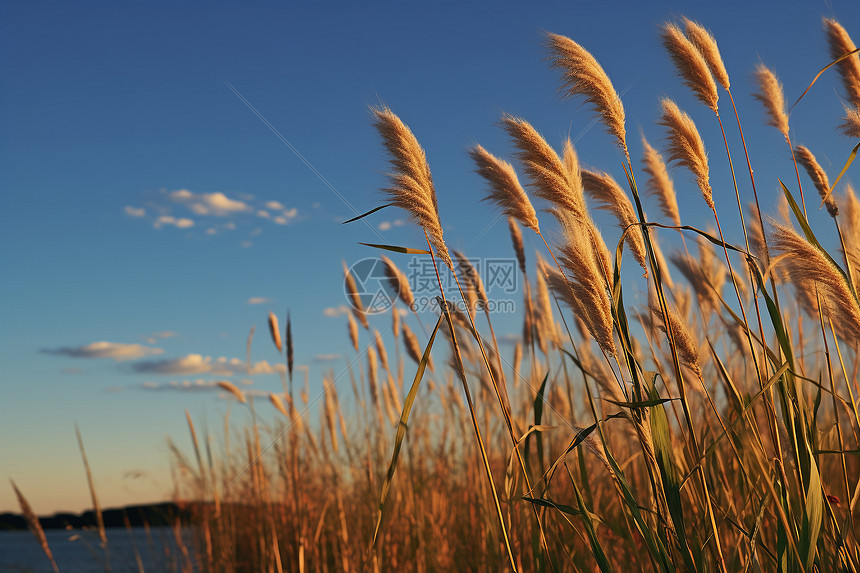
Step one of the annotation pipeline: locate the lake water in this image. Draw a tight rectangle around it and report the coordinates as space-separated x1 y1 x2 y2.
0 526 197 572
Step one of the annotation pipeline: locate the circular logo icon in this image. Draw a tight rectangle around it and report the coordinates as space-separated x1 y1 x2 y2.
344 258 400 314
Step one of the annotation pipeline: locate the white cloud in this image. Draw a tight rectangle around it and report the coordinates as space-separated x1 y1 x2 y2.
265 200 284 211
154 215 194 229
378 221 392 231
240 240 252 248
224 222 236 230
144 331 177 344
282 208 298 218
125 206 146 217
170 189 248 216
323 305 350 318
206 228 217 235
247 297 270 305
43 341 163 361
314 354 342 362
257 210 270 219
132 353 285 377
249 228 263 237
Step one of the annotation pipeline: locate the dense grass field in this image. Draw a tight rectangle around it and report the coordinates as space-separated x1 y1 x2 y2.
15 13 860 573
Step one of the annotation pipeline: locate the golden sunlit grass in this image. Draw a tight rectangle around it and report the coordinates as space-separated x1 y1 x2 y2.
15 14 860 573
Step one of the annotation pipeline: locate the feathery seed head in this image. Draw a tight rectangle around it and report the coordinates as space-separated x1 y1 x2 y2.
508 217 527 275
823 19 860 107
662 22 719 113
470 144 540 232
372 106 452 268
641 136 681 226
546 32 628 152
658 99 714 211
682 17 730 90
753 64 790 137
794 145 838 217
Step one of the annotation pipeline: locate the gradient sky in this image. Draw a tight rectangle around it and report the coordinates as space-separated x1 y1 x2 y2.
2 0 858 514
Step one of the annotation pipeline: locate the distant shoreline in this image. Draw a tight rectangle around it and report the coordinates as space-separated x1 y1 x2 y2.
0 501 196 531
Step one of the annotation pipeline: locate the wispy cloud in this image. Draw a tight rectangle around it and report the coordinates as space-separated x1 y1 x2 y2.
314 354 342 362
378 219 405 231
128 189 299 240
42 341 164 361
132 354 285 376
247 297 271 305
154 215 194 229
144 331 177 344
322 305 349 318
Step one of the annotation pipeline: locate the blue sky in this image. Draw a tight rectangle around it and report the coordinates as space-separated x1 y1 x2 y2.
2 0 858 513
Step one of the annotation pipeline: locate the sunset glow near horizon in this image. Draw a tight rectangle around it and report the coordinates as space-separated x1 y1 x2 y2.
2 0 858 514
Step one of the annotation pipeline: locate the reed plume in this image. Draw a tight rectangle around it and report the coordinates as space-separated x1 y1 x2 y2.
842 106 860 137
323 382 338 452
268 311 282 352
650 303 701 376
747 202 772 279
581 167 648 271
470 144 540 232
752 64 790 138
508 217 527 275
662 22 719 113
367 346 380 411
11 480 58 573
641 135 681 226
381 255 415 308
270 393 288 417
770 221 860 344
286 311 293 381
682 17 730 90
658 98 714 211
823 19 860 107
556 215 616 355
793 144 838 216
372 106 452 268
347 312 359 352
391 305 401 339
546 32 627 151
343 261 369 329
503 114 587 219
402 322 433 371
374 330 390 372
217 380 247 403
842 184 860 279
454 251 488 307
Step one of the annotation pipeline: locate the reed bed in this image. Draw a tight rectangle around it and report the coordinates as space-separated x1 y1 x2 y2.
21 14 860 573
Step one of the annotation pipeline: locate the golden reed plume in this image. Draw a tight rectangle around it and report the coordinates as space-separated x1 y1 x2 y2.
793 144 839 217
753 64 790 138
683 17 730 90
658 98 714 211
470 144 540 232
372 106 452 268
662 22 719 113
641 135 681 226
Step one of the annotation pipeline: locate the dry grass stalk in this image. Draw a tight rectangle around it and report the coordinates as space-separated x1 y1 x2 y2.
381 255 415 309
683 17 730 90
662 22 719 113
347 312 359 352
546 32 627 151
641 136 681 226
535 257 559 349
753 64 790 138
11 480 58 573
747 202 772 280
503 115 587 220
470 144 540 232
581 168 648 271
508 217 527 275
372 106 452 268
650 303 702 376
343 262 369 329
793 145 839 217
823 19 860 107
512 342 522 388
217 380 247 403
659 98 714 211
770 220 860 345
286 311 293 381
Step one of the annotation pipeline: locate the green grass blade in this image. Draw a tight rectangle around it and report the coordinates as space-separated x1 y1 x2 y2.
371 312 444 549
